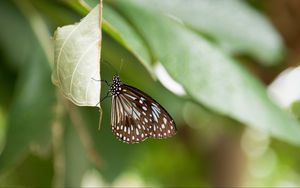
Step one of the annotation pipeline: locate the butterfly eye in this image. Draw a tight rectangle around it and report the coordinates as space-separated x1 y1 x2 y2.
110 76 177 144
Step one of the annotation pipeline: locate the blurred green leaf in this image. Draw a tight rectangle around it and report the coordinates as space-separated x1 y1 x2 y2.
0 109 7 151
28 0 83 28
0 0 56 176
137 142 206 186
102 5 152 74
290 100 300 120
0 62 17 109
79 97 141 182
183 102 243 138
0 48 56 175
107 1 300 146
82 0 99 8
0 154 53 186
64 117 90 186
0 0 40 69
52 4 101 107
126 0 284 64
60 0 90 17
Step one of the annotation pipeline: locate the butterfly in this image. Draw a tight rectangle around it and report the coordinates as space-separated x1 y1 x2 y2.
107 74 177 144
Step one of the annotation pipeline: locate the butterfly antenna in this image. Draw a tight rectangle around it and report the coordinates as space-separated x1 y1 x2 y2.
101 58 119 74
92 58 115 86
91 78 110 87
118 58 124 75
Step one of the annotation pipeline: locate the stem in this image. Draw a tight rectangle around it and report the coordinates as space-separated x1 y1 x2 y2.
65 100 102 168
52 94 66 187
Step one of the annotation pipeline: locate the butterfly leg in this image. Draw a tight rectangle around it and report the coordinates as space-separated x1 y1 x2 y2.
100 91 112 102
100 80 110 86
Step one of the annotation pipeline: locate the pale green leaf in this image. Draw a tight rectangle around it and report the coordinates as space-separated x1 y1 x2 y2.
126 0 284 64
109 2 300 145
52 4 102 107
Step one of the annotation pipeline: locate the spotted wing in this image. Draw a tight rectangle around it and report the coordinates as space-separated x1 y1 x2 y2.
111 84 177 144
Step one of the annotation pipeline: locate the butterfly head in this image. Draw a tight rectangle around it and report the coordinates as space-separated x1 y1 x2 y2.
110 75 122 96
112 74 121 83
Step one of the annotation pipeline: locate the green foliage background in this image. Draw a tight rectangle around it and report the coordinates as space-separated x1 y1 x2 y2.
1 0 300 186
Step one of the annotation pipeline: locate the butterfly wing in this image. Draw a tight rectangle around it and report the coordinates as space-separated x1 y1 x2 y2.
111 92 149 144
111 84 176 144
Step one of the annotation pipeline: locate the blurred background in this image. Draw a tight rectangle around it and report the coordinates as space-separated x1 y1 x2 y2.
1 0 300 187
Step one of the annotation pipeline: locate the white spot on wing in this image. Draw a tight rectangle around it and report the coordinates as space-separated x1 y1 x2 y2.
163 117 167 124
124 93 137 100
153 112 158 122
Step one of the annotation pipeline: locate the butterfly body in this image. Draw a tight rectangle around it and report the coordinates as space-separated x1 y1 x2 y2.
109 75 176 144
